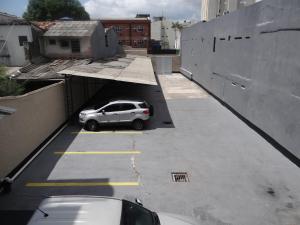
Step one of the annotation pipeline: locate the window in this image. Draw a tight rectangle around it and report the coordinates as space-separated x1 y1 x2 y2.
120 104 136 111
114 26 122 32
49 39 56 45
71 39 80 53
138 103 148 108
18 36 28 46
60 40 69 48
104 104 121 112
135 25 144 32
121 200 153 225
105 34 109 47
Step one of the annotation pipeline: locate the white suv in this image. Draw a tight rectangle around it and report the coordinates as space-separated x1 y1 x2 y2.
79 100 153 131
27 196 199 225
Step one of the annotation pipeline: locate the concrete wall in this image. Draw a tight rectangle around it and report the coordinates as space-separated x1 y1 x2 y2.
104 28 119 58
91 22 119 59
0 25 33 66
0 82 66 178
181 0 300 159
0 77 107 178
43 37 92 58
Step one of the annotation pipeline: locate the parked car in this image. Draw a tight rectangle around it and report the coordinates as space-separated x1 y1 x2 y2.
27 196 199 225
79 99 154 131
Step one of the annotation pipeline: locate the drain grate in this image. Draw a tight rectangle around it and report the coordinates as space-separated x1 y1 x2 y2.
163 121 173 125
171 172 189 182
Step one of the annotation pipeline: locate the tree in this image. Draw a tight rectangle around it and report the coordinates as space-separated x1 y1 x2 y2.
23 0 90 21
0 66 25 97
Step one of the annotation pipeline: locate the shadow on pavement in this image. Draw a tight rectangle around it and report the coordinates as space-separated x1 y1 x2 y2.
0 124 114 225
78 80 175 131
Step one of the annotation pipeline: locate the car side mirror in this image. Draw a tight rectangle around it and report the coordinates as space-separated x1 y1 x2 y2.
135 198 143 206
101 110 106 114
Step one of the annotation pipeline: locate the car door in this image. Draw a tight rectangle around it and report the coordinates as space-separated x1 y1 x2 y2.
102 103 121 123
118 103 137 122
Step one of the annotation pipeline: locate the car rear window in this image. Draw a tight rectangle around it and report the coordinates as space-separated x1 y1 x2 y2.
138 103 147 108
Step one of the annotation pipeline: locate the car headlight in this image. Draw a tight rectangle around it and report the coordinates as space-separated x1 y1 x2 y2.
80 113 87 117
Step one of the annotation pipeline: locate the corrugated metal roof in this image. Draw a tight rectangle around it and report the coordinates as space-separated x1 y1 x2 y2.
59 55 157 86
15 55 157 86
15 59 91 80
44 21 99 37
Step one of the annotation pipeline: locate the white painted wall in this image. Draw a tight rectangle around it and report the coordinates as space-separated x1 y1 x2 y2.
43 37 92 58
0 25 33 66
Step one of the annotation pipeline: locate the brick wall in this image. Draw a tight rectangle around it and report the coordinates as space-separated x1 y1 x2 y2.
100 19 151 48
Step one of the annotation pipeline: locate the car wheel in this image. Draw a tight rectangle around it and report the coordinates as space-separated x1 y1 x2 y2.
132 119 144 130
86 120 98 131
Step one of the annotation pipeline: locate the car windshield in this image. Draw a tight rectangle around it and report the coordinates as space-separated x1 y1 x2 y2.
121 200 154 225
92 101 109 110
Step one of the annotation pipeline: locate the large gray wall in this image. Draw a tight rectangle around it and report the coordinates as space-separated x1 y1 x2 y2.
181 0 300 159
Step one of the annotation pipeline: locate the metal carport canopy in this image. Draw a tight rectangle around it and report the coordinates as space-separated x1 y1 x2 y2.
58 56 157 86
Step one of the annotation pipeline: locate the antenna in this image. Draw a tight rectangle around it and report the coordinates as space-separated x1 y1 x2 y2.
37 208 49 217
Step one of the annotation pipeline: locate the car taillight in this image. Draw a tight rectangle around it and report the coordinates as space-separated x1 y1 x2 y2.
143 109 149 115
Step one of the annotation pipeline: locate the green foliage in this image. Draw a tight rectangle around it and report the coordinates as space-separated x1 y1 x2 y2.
23 0 90 21
172 22 183 30
0 66 25 97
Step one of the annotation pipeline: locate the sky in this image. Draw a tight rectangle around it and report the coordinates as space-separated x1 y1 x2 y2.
0 0 201 21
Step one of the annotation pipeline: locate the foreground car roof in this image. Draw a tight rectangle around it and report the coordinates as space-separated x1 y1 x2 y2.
27 196 122 225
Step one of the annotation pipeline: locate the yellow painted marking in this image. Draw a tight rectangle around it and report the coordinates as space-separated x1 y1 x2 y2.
26 182 139 187
71 131 143 135
54 151 141 155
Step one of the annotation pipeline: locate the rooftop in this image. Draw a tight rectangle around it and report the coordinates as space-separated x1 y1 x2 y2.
99 18 150 21
14 59 91 80
14 55 157 85
43 21 99 37
32 21 56 31
59 55 157 85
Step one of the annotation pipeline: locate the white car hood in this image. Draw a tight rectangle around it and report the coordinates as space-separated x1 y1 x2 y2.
157 212 199 225
81 109 97 114
27 196 122 225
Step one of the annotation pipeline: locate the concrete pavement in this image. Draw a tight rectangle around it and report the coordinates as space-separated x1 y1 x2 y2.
0 73 299 225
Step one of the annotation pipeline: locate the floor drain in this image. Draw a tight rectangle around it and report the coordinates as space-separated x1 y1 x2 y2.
171 172 189 182
163 121 173 125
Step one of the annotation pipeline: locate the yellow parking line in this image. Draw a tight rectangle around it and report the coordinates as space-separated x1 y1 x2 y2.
54 151 141 155
71 131 143 135
26 182 139 187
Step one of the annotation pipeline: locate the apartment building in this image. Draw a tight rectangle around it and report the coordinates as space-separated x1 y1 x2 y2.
100 18 151 48
201 0 260 21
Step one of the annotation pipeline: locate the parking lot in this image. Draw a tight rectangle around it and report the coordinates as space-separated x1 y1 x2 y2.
0 73 300 225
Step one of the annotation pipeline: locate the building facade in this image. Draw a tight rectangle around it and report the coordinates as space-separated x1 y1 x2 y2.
151 17 192 50
183 0 300 160
151 17 177 50
201 0 259 21
0 13 34 66
36 21 119 59
100 18 151 48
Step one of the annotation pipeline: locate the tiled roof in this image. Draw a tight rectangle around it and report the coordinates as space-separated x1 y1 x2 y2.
43 21 99 37
32 21 56 31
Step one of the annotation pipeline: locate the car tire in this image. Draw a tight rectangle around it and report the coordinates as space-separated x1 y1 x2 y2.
132 119 144 130
86 120 98 131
